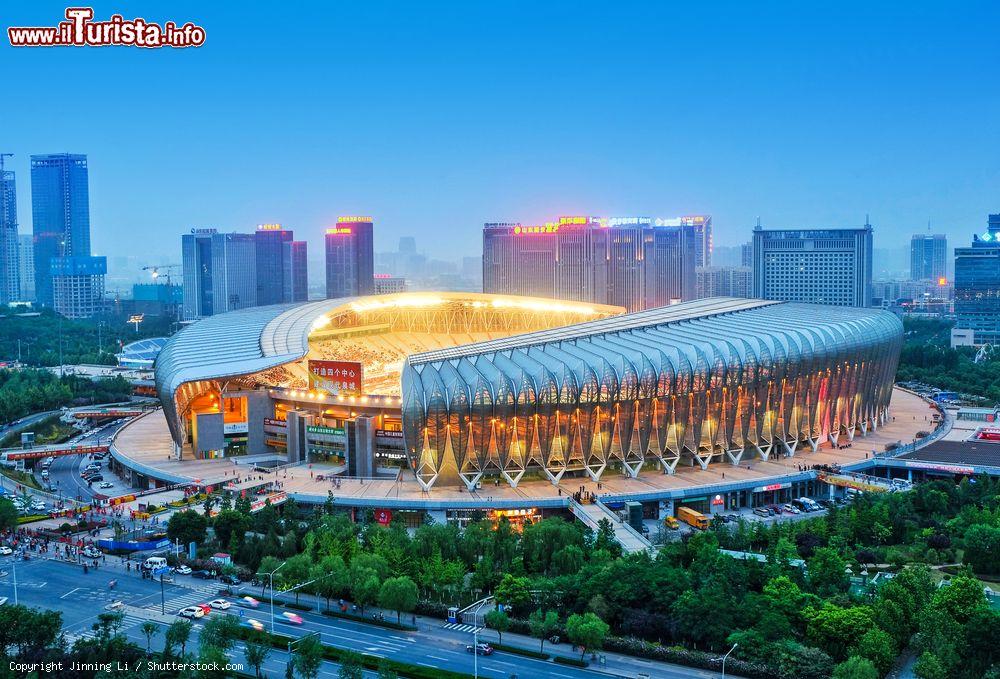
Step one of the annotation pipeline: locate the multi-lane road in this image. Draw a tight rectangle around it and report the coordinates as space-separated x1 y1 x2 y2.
0 556 727 679
43 418 132 502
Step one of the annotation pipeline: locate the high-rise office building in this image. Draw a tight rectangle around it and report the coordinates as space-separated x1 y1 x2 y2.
31 154 93 308
0 160 18 305
953 215 1000 346
17 234 34 301
282 240 308 302
752 223 873 307
325 217 374 299
741 241 753 268
696 266 752 299
482 215 697 311
253 224 307 305
690 216 713 267
253 224 293 306
50 255 106 319
181 229 256 319
910 233 948 281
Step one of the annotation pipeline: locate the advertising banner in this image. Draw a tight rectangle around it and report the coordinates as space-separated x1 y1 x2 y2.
308 360 363 395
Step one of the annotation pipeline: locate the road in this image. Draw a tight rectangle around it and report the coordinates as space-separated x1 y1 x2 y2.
44 419 133 502
0 410 59 443
0 556 728 679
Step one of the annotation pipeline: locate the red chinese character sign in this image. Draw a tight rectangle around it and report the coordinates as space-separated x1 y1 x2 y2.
375 509 393 526
308 360 364 396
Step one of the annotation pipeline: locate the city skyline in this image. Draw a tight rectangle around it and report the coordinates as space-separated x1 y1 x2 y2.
2 2 998 264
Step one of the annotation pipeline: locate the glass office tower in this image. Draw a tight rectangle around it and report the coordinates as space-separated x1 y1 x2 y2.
31 154 91 307
325 217 374 299
954 215 1000 345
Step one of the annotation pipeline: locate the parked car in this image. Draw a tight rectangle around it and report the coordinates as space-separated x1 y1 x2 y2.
753 507 771 518
98 482 113 489
191 570 216 580
782 503 800 514
767 504 783 515
466 643 493 656
175 565 193 575
0 546 13 556
86 475 104 483
220 574 241 586
178 606 205 619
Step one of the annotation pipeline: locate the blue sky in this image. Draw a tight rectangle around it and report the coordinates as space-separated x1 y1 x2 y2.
2 1 998 264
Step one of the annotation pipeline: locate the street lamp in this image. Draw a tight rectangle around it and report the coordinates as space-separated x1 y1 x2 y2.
714 642 738 679
470 598 492 679
262 561 286 634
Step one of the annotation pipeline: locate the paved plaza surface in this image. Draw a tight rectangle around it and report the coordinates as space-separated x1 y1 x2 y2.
111 388 937 507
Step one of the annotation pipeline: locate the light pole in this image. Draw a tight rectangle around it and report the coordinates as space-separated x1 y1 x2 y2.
12 550 19 605
263 561 286 634
470 598 491 679
717 642 738 679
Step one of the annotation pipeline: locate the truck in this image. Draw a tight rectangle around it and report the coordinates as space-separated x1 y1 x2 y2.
676 506 710 530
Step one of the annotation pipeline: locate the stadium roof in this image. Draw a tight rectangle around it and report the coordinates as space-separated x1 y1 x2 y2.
117 337 168 368
154 292 620 445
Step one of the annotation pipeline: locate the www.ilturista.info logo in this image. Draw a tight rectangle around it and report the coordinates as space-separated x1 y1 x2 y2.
8 7 206 48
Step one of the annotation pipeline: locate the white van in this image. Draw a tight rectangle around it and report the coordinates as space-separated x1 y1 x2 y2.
143 556 168 571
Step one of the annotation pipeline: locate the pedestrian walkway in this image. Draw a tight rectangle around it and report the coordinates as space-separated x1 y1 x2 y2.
569 498 652 553
145 585 218 614
441 621 481 634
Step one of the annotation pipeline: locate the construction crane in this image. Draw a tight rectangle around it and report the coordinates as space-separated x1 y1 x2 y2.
141 264 180 287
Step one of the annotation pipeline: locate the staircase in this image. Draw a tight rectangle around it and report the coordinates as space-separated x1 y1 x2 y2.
569 498 652 553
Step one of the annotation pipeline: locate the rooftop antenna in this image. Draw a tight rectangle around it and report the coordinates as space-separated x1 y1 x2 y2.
754 216 761 230
865 213 871 228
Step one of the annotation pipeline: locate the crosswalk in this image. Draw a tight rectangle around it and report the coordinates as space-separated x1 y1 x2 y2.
442 622 481 634
145 587 216 614
65 610 148 644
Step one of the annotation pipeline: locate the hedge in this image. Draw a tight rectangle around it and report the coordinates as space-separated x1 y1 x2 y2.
17 514 50 524
321 608 417 631
553 656 589 667
490 643 549 660
603 637 775 678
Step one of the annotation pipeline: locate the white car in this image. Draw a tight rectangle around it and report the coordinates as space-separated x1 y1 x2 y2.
175 565 192 575
178 606 205 619
782 503 800 514
82 547 102 559
0 546 12 556
98 482 114 489
209 599 231 610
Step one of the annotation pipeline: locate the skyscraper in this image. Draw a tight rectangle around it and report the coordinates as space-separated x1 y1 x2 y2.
50 255 105 319
253 224 293 306
325 217 374 299
31 154 92 307
181 229 257 319
696 266 752 299
482 216 697 311
689 216 713 267
910 233 948 281
17 234 33 301
953 215 1000 346
0 157 19 304
282 240 308 302
752 223 873 307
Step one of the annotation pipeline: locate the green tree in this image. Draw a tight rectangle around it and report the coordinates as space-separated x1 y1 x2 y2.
294 634 324 679
566 612 609 661
484 608 511 645
166 509 208 547
165 619 193 657
376 658 398 679
337 649 364 679
851 627 896 675
312 555 349 610
807 547 849 597
140 620 159 653
832 656 878 679
804 603 874 661
199 614 242 653
963 524 1000 575
282 553 313 603
213 509 251 549
528 609 560 653
244 631 271 679
258 555 284 598
378 576 418 624
495 574 532 614
914 651 948 679
0 498 19 533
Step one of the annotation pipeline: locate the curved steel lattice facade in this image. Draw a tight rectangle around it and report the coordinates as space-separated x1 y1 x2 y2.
401 298 903 490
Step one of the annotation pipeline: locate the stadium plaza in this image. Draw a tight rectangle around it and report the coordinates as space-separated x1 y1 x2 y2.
111 292 934 530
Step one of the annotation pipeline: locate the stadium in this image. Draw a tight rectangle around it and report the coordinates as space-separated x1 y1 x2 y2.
143 291 906 494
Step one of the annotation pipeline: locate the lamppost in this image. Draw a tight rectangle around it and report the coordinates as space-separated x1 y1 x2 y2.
262 561 286 634
715 642 738 679
469 598 492 679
